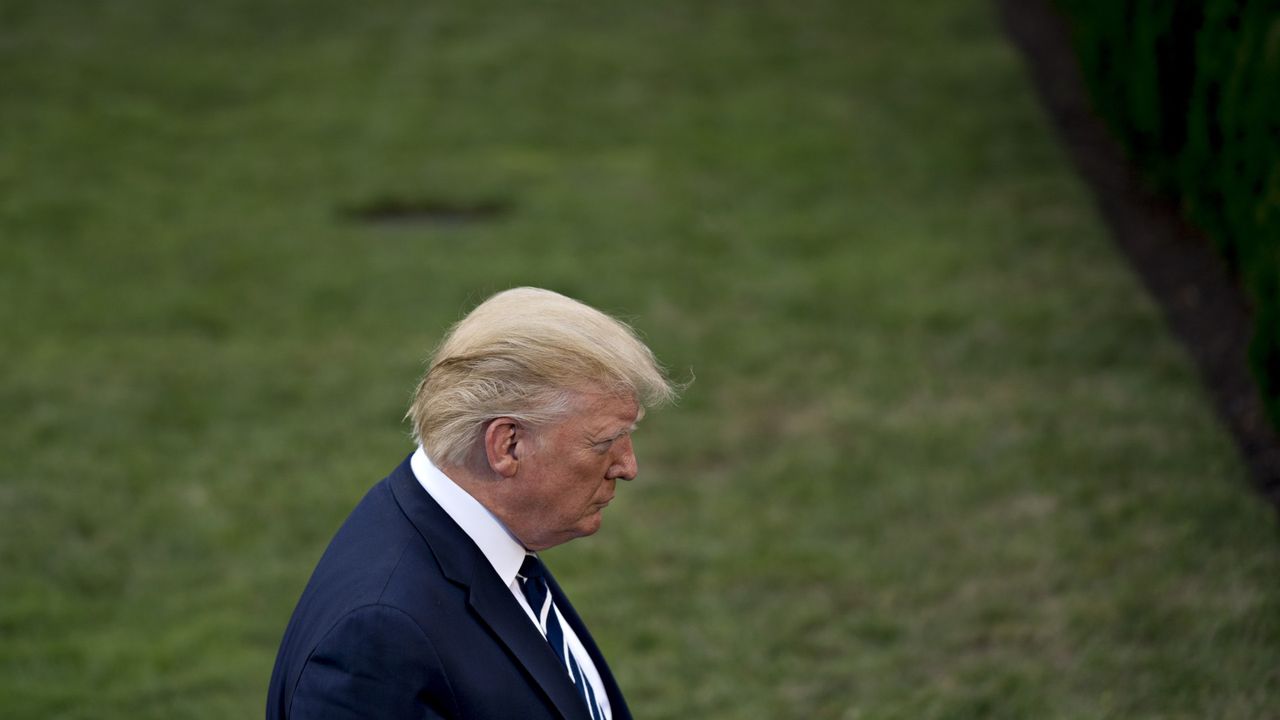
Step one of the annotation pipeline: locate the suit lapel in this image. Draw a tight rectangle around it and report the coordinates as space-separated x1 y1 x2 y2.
467 571 593 720
387 457 591 720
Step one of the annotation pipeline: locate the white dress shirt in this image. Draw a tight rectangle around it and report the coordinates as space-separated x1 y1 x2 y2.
411 446 612 719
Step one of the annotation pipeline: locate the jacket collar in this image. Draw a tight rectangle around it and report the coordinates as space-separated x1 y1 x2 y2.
409 446 527 589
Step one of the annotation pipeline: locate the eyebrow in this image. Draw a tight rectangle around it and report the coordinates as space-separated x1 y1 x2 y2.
594 423 638 444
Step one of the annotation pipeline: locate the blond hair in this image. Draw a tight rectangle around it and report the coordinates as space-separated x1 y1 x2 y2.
407 287 677 468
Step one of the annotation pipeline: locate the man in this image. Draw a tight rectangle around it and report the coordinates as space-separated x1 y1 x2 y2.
266 287 677 719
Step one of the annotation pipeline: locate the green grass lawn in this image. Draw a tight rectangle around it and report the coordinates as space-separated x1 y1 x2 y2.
3 1 1278 717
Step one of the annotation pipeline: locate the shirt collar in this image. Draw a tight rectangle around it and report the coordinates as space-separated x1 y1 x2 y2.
410 445 529 587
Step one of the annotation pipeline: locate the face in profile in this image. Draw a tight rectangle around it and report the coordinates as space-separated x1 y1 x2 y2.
508 393 642 551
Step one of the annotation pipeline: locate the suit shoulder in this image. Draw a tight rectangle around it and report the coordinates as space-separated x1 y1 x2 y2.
309 480 420 600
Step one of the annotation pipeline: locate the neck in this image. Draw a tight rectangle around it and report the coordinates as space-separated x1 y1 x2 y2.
438 462 531 548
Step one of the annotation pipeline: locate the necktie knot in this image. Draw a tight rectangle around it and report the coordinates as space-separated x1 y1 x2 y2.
517 554 553 633
518 553 548 585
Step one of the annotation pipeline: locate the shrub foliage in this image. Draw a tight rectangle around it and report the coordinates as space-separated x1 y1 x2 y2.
1055 0 1280 426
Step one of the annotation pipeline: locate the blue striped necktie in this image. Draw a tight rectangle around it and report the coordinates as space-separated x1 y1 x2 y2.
517 553 607 720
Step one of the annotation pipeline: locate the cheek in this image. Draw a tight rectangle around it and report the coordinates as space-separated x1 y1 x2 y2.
579 462 610 495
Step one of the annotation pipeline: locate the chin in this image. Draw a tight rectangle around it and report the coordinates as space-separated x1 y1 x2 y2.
577 513 603 537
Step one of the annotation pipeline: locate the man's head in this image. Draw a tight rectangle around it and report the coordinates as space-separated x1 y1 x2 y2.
407 287 677 549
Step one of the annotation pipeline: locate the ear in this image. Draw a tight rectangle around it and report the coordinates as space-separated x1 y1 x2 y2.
482 417 522 479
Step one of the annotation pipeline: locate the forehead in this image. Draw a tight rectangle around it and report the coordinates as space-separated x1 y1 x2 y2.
564 392 640 433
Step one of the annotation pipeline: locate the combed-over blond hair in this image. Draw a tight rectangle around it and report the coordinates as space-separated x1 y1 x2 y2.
407 287 677 468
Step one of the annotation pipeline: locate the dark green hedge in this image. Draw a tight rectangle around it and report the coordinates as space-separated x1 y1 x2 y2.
1054 0 1280 427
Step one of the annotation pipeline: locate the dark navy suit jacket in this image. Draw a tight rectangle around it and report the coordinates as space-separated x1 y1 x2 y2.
266 455 632 719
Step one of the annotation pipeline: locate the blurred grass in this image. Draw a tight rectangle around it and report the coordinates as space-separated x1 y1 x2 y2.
3 1 1278 718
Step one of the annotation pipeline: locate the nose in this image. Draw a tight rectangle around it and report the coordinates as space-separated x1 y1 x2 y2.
610 436 638 481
